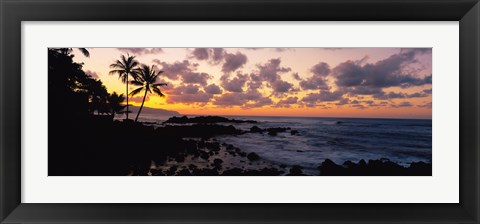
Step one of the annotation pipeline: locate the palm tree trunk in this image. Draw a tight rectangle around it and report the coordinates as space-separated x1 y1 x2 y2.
126 75 129 120
135 89 148 123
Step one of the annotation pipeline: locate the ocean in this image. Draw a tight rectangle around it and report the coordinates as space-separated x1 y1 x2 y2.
135 114 432 175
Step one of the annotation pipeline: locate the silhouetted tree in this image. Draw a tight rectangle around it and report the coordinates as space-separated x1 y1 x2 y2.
50 48 90 57
80 78 109 115
108 92 126 120
130 64 167 122
109 55 139 120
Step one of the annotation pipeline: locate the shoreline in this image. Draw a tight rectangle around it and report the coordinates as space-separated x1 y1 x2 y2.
49 115 432 176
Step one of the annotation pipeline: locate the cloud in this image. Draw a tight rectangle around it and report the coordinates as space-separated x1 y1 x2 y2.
335 98 349 106
245 98 274 108
271 80 293 93
220 73 249 92
130 95 150 103
85 70 99 79
153 59 192 80
311 62 331 76
189 48 247 73
153 59 211 86
251 58 294 94
204 84 223 95
191 48 209 60
171 85 200 95
182 72 210 86
275 97 298 108
256 58 291 83
399 48 432 56
166 91 213 104
301 90 344 103
333 51 432 90
417 101 432 108
292 72 302 81
212 89 270 108
323 48 343 51
373 90 430 100
222 52 248 73
213 92 247 106
392 101 413 108
189 48 226 64
299 62 332 91
117 48 163 55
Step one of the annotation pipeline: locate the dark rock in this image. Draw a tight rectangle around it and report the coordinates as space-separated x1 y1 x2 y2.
247 152 261 161
221 168 244 176
200 151 210 160
213 158 223 165
157 124 243 139
165 166 178 175
164 115 257 124
250 126 264 133
206 142 221 151
175 154 185 163
267 127 290 136
319 158 431 176
318 159 345 176
287 165 304 175
192 168 219 176
177 169 192 176
291 130 299 135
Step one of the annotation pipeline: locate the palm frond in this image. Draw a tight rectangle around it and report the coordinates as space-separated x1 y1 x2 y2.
109 69 124 75
78 48 90 57
152 86 165 97
129 80 144 86
153 83 168 87
129 86 144 96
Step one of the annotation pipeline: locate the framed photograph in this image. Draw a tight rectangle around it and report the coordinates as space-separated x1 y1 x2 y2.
1 0 479 223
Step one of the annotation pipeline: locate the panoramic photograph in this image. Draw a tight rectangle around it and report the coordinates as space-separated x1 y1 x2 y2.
48 47 432 176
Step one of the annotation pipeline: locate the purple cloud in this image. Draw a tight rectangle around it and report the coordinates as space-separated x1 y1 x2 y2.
204 84 223 95
222 52 248 73
117 48 163 55
220 73 248 92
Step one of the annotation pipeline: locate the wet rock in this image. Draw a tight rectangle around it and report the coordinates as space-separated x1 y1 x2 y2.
185 140 197 154
175 154 186 163
287 165 304 175
318 159 345 175
200 151 210 160
247 152 261 161
290 130 299 135
318 158 431 176
222 168 244 176
177 169 192 176
164 116 257 124
206 142 221 151
250 126 264 133
267 127 290 136
213 158 223 166
165 166 178 175
407 161 432 175
192 168 219 176
198 141 206 148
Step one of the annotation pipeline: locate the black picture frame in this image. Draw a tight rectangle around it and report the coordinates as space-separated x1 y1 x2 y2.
1 0 479 223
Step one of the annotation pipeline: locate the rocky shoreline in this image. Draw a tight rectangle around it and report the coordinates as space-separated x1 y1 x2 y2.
49 115 432 176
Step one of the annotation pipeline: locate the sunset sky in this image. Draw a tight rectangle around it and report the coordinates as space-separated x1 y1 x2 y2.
71 48 432 119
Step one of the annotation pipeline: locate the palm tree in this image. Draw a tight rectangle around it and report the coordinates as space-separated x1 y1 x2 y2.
130 64 167 122
50 48 90 57
107 92 126 120
109 54 139 120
